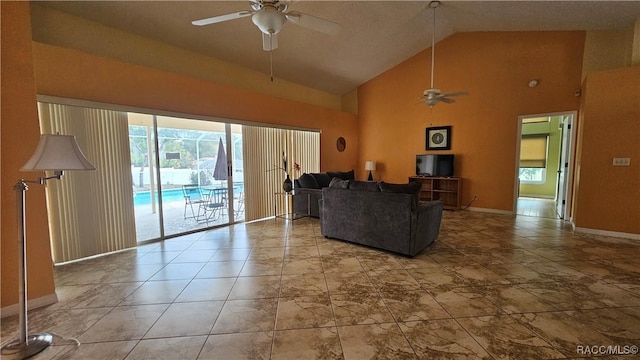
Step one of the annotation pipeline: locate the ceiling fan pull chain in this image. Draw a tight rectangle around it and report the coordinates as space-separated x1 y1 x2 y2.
270 34 274 82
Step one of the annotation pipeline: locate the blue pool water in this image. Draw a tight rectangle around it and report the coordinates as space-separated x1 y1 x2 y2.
134 188 184 206
134 185 244 206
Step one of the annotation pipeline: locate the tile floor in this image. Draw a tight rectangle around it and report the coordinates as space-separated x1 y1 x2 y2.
516 197 559 219
2 211 640 359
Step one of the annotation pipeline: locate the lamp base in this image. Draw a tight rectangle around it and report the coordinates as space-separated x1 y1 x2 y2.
368 171 373 181
1 333 53 360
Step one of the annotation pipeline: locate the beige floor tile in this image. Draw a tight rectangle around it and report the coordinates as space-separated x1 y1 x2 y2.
338 323 416 359
175 278 236 302
149 262 206 281
433 287 506 318
145 301 224 338
122 280 190 305
125 335 207 360
399 319 492 359
275 295 335 330
199 332 273 360
239 259 283 276
78 304 168 342
5 212 640 360
325 271 376 295
228 275 281 299
271 327 343 360
279 273 328 297
513 311 617 357
330 292 395 326
457 315 565 359
195 260 245 278
50 341 137 360
380 290 450 321
210 298 278 334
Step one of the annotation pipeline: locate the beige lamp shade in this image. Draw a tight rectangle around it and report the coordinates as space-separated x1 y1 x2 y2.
21 134 95 171
365 161 376 171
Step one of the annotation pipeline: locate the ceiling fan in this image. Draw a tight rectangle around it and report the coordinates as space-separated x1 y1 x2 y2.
191 0 341 52
420 1 468 107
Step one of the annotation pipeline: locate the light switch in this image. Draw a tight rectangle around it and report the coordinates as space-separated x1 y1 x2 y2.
612 158 631 166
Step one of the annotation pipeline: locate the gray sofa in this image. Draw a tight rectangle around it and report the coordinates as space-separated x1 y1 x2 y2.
319 180 443 257
293 170 355 218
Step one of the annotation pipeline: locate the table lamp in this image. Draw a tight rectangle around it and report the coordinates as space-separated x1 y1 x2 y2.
365 161 376 181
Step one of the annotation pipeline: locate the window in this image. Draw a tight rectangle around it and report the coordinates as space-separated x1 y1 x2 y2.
519 135 548 184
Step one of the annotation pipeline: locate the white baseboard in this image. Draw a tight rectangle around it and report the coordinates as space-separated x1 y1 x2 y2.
465 207 514 215
573 226 640 241
0 293 58 319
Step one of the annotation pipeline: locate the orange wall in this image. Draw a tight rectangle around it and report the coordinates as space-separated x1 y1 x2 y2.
358 32 584 211
32 43 358 173
573 66 640 234
2 6 357 308
1 2 56 308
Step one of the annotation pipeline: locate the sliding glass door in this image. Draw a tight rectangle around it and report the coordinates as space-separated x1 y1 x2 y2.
38 97 317 261
130 115 244 240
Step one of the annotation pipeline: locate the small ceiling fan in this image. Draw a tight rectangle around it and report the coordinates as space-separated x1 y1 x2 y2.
420 1 468 107
192 0 341 52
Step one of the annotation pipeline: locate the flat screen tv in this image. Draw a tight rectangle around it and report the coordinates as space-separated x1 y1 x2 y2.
416 154 454 177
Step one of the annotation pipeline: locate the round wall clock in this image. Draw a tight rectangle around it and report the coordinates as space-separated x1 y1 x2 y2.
336 137 346 152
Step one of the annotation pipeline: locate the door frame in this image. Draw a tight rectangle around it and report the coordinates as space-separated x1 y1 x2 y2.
513 111 577 220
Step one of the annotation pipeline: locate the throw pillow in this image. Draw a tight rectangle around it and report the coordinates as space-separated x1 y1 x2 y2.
327 169 355 181
329 177 349 189
312 172 332 188
297 173 320 189
378 181 421 196
349 180 380 192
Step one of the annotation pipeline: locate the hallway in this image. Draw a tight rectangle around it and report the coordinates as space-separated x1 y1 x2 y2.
516 197 559 219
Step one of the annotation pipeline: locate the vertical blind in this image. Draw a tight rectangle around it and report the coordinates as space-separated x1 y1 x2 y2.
38 103 137 263
242 126 320 221
520 135 548 168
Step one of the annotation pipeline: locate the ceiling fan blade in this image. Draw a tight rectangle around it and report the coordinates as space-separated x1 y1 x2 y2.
192 11 253 26
440 91 469 97
438 97 456 104
285 11 341 36
262 32 278 51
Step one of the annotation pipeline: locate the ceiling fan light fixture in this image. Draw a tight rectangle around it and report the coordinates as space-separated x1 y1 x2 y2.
252 6 287 34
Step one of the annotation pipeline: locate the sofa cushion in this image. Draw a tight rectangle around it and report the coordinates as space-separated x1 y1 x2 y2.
349 180 380 192
379 181 421 207
327 169 355 181
312 172 332 188
379 181 421 196
297 173 320 189
329 177 350 189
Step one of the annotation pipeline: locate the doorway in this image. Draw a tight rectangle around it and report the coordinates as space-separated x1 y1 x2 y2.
514 112 576 220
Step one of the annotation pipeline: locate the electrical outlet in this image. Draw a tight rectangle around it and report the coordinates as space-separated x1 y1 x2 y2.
613 158 631 166
473 194 479 200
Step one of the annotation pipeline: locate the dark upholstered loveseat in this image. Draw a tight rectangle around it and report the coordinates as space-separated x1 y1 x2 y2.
293 170 355 218
319 180 444 257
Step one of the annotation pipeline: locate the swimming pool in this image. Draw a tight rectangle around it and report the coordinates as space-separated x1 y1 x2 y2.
133 185 244 206
133 188 183 206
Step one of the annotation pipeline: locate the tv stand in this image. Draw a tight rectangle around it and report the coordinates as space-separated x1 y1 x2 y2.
409 176 461 210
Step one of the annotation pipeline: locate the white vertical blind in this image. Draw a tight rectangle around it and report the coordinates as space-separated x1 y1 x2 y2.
38 103 136 263
242 126 319 221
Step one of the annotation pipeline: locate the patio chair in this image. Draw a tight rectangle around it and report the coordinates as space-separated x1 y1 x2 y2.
182 184 208 221
202 187 226 223
235 191 244 218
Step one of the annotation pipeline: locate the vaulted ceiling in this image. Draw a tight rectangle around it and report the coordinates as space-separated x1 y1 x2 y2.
34 1 640 95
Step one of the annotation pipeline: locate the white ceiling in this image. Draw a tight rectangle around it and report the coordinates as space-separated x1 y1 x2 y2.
34 1 640 95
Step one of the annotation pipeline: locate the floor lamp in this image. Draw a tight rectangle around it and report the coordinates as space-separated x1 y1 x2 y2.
1 134 95 360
